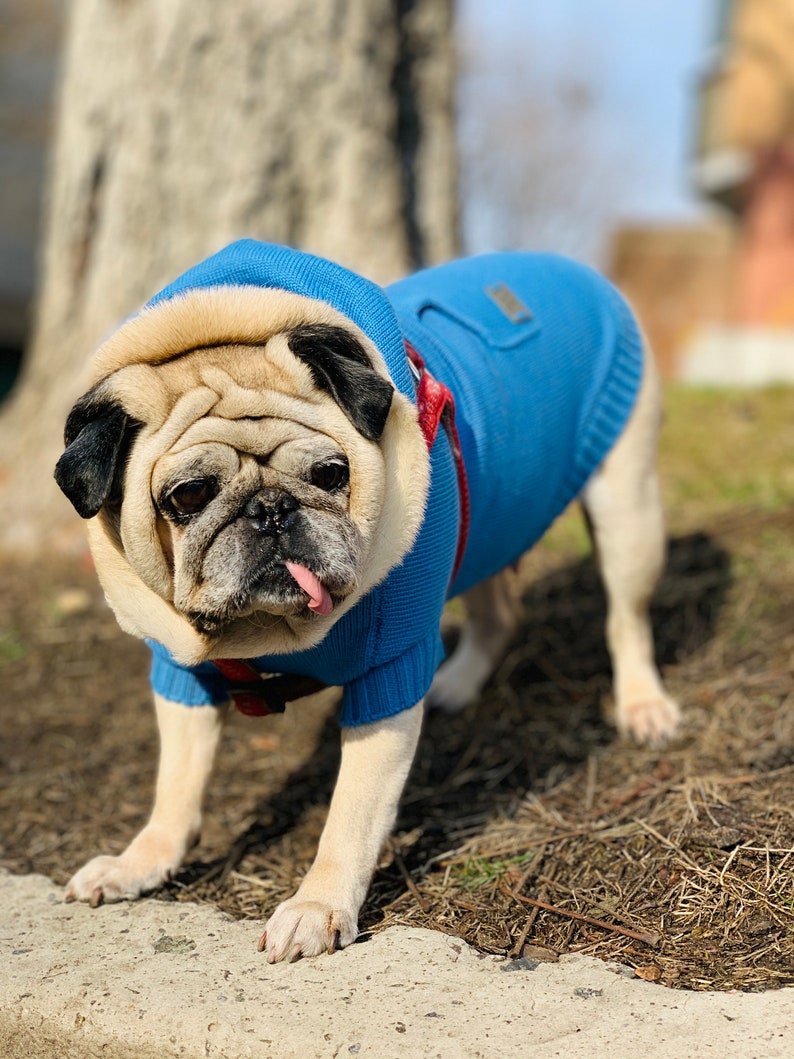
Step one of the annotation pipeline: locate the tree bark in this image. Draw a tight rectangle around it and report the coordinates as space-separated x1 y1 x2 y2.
0 0 459 550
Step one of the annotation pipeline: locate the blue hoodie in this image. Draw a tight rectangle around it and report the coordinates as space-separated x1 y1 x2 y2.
147 241 643 725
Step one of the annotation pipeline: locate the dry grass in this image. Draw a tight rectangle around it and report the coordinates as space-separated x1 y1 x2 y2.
1 385 793 991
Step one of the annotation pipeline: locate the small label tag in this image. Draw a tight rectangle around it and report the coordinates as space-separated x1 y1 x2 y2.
485 283 533 324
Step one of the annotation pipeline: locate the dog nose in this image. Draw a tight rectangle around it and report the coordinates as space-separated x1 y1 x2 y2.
243 489 299 535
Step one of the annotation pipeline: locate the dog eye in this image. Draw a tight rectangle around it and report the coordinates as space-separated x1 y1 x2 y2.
166 478 218 517
309 459 349 492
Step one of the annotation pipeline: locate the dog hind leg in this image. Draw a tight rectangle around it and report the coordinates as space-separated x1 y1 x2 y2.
581 350 679 744
426 571 518 713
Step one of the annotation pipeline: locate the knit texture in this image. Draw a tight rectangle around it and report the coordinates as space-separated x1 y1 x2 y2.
148 239 416 402
388 253 643 596
146 242 643 725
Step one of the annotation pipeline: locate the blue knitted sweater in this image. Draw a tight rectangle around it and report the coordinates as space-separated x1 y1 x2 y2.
146 241 643 724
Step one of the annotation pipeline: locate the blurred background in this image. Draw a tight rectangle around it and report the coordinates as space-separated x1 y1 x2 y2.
3 0 794 390
0 0 793 543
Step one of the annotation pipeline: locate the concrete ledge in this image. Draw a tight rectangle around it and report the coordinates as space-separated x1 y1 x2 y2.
2 871 792 1058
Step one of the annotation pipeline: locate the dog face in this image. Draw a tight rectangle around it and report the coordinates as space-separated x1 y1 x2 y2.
55 289 429 664
151 399 361 635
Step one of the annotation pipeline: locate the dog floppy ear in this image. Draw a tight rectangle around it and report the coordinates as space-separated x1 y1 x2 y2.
55 386 141 519
288 323 394 441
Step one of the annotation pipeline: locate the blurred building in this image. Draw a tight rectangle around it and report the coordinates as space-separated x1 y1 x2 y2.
696 0 794 324
613 0 794 383
611 222 738 378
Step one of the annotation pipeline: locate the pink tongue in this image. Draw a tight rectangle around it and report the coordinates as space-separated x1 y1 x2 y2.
285 561 334 616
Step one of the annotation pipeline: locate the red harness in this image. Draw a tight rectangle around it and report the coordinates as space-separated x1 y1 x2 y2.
211 658 327 718
404 340 470 583
214 340 470 717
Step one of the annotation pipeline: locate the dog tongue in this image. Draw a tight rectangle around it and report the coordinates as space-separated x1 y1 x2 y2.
285 561 333 616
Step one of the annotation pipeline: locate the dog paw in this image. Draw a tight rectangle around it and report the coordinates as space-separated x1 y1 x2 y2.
65 827 185 906
617 693 681 745
259 899 358 963
65 855 168 906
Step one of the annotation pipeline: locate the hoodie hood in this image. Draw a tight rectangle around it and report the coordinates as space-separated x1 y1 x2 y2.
145 239 415 400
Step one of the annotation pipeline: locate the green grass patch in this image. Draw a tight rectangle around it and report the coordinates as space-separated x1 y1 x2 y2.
454 852 535 891
0 628 26 664
660 385 794 524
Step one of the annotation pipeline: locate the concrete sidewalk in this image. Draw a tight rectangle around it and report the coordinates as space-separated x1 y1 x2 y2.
1 871 791 1058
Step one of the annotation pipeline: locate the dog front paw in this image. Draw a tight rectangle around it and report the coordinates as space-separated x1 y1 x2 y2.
65 826 186 906
259 898 358 963
65 855 164 906
617 693 681 745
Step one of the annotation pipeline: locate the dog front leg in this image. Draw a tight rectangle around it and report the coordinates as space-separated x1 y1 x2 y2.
65 693 225 906
260 700 423 963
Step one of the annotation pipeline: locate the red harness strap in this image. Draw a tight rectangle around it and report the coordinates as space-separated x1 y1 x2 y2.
404 340 470 583
213 339 470 718
212 658 327 718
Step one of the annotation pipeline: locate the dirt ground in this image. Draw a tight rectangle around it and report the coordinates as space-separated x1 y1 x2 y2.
2 387 793 992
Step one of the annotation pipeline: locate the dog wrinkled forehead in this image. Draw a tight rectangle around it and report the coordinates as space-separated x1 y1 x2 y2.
56 286 402 530
89 286 396 444
103 333 328 436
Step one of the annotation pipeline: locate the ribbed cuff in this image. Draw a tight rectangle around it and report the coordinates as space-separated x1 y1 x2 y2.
338 632 444 727
566 290 644 501
147 639 229 706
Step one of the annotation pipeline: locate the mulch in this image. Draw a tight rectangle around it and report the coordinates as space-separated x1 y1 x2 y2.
2 505 792 992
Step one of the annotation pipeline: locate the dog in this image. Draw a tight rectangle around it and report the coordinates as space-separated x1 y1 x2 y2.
55 240 679 963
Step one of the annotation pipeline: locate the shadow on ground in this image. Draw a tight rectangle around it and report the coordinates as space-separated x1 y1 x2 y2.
168 531 732 927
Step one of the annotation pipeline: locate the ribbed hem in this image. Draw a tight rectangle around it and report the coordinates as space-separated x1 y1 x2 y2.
148 640 229 706
563 290 644 504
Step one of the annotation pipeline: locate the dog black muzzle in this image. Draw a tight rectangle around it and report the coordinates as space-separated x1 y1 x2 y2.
243 489 299 536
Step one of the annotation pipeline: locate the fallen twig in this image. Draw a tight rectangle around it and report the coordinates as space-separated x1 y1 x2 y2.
392 847 431 913
499 884 661 947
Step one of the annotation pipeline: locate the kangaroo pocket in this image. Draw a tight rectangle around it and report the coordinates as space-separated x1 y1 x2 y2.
414 282 540 351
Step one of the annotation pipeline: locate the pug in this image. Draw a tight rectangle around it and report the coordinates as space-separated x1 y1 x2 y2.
55 241 679 963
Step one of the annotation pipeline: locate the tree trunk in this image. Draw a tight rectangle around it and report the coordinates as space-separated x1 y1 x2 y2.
0 0 459 550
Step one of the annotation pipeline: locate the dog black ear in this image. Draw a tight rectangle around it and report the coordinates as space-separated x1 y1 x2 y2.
54 386 141 519
288 324 394 441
